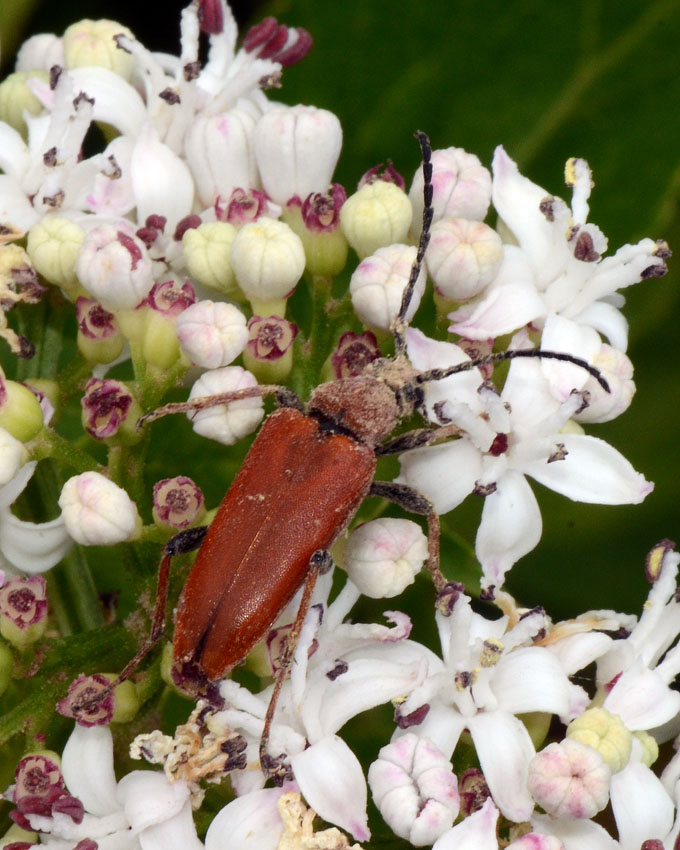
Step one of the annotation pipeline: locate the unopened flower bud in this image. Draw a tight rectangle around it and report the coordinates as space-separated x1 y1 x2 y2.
57 673 114 727
350 244 425 331
368 733 459 846
344 518 427 598
0 70 49 136
0 377 44 442
216 188 271 226
567 707 631 773
75 297 124 364
341 181 413 258
108 677 140 723
27 216 86 294
75 226 154 310
528 738 611 819
188 367 264 445
141 279 195 369
243 315 297 382
185 108 258 207
153 476 205 531
183 221 239 296
409 147 492 237
426 218 502 302
329 330 380 379
176 300 248 369
293 185 348 276
59 472 142 545
254 105 342 205
573 344 635 424
230 217 305 315
63 19 135 78
0 576 48 649
0 427 28 485
80 378 142 444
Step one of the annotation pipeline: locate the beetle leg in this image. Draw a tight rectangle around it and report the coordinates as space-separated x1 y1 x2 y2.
259 548 332 785
376 422 461 456
137 385 303 428
369 481 446 593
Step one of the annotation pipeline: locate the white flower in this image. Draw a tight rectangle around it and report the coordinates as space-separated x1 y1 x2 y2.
59 471 141 545
349 244 425 331
431 797 499 850
187 366 264 445
449 148 668 349
176 300 249 368
397 329 653 588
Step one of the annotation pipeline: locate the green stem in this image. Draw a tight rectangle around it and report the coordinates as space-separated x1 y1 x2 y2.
59 545 106 631
27 427 103 474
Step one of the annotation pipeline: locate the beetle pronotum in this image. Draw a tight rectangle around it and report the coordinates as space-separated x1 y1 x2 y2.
77 132 608 780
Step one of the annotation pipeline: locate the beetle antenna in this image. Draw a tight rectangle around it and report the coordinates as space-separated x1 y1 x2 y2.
416 349 611 393
393 130 433 358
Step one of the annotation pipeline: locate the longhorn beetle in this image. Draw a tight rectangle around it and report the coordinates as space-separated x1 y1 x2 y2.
79 132 609 780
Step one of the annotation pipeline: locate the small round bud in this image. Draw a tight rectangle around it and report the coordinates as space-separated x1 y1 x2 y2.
75 226 154 310
527 738 611 819
188 366 264 446
26 216 85 293
409 147 492 236
75 298 124 364
0 576 48 649
176 300 249 369
0 70 49 136
152 476 205 531
0 427 28 485
344 518 427 598
183 221 239 296
59 472 142 545
185 108 258 207
566 707 631 774
243 315 297 382
230 217 305 315
108 677 141 724
426 218 502 301
350 244 425 331
368 733 459 846
341 181 413 258
0 378 44 442
57 673 114 727
330 330 380 379
254 104 342 205
63 19 135 78
80 378 142 444
141 279 196 369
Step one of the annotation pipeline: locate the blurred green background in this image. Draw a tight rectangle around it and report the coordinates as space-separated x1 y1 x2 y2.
2 0 679 620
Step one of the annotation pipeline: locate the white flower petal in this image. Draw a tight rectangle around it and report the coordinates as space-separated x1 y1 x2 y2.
68 66 147 136
492 647 578 717
138 800 203 850
532 812 620 850
610 761 674 850
572 301 629 351
524 434 653 504
604 663 680 731
205 786 286 850
540 315 602 400
398 439 481 514
0 512 72 573
449 282 546 340
432 797 499 850
131 124 194 229
62 724 120 816
118 771 190 831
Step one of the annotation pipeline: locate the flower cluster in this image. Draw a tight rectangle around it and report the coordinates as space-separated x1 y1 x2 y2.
0 1 675 849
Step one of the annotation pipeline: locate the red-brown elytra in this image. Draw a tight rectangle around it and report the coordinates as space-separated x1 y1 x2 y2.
77 131 609 779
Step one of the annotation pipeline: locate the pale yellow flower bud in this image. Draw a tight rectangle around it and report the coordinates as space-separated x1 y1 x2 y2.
634 730 659 768
27 216 86 293
567 707 632 773
0 70 48 136
340 181 412 258
63 19 135 79
183 221 240 297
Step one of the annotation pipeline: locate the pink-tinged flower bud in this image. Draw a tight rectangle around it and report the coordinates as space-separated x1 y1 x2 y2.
230 217 305 316
0 427 28 486
254 105 342 205
409 148 492 237
0 576 48 649
57 673 114 727
350 244 425 331
330 330 380 379
217 188 271 226
341 181 413 260
141 279 196 369
188 367 264 446
80 378 142 444
358 161 406 190
344 518 428 598
75 297 124 364
176 300 249 369
183 221 240 297
368 733 459 846
0 376 44 442
426 219 502 302
527 739 611 819
573 344 635 424
153 476 205 531
243 315 297 382
75 225 154 310
289 185 348 276
243 17 313 67
185 108 258 207
59 472 142 545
